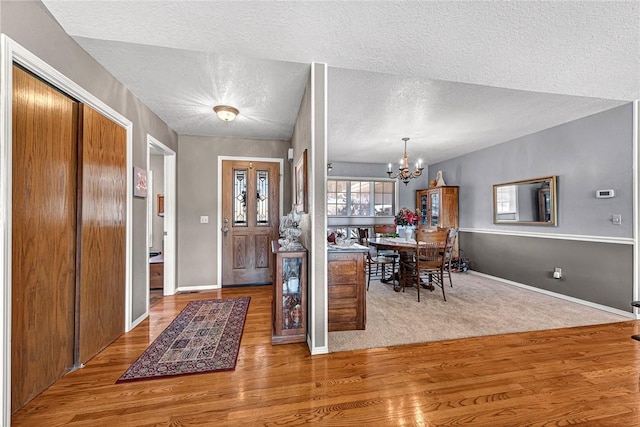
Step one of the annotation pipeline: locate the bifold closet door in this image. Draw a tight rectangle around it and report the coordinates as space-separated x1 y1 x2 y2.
11 65 78 412
77 104 127 364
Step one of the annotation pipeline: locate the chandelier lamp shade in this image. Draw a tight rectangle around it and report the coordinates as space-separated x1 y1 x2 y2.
213 105 239 121
386 137 424 185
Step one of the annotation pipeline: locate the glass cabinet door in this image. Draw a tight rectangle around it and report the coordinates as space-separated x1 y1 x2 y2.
430 191 441 227
281 256 303 330
419 194 429 225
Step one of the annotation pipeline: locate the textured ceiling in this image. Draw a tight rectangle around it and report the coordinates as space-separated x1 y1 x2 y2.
41 0 639 164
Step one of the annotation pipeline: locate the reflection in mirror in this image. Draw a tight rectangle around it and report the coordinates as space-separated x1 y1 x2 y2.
493 176 557 226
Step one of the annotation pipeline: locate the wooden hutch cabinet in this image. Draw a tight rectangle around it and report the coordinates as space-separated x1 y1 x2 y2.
271 241 307 345
416 186 459 257
416 186 459 229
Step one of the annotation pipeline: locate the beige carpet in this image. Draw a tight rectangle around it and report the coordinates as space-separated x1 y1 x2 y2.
328 272 630 353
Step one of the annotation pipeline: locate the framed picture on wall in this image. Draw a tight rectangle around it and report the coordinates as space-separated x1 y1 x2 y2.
133 166 148 198
157 194 165 217
294 149 307 213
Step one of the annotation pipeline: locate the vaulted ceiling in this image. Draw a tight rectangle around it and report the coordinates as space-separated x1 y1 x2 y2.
42 1 639 165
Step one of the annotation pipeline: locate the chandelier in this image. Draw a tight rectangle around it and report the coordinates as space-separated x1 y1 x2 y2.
386 137 424 185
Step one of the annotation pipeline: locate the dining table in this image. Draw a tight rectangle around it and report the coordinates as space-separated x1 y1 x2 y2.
367 236 437 292
367 237 419 291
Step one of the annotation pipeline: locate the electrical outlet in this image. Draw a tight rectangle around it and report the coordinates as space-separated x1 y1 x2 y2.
553 267 562 279
200 216 209 224
612 214 622 225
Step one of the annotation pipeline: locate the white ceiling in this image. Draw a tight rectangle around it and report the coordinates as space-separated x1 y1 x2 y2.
41 1 639 165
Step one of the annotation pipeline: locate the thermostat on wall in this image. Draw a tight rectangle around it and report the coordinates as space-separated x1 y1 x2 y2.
596 189 615 198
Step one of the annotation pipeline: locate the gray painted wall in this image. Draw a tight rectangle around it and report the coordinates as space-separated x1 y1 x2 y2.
430 103 634 237
463 232 633 311
429 104 635 312
2 0 179 321
176 135 291 287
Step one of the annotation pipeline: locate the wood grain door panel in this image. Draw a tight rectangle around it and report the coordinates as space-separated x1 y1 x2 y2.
222 161 279 285
11 65 78 412
77 104 126 364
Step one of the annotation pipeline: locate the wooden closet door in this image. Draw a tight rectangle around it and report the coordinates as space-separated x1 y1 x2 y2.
77 104 126 363
11 65 78 412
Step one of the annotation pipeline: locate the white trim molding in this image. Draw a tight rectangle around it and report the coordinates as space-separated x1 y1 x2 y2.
633 100 639 315
216 156 285 288
459 227 634 245
0 35 134 425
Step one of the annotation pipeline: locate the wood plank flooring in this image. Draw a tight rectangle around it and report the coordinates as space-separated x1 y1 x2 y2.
11 285 640 426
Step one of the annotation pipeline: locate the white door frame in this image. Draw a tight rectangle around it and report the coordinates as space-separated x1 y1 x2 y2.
0 35 134 424
146 136 177 307
217 156 284 287
634 100 639 319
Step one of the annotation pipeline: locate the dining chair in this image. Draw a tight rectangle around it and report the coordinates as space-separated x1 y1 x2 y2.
404 228 448 301
372 224 400 262
438 227 459 287
358 227 396 290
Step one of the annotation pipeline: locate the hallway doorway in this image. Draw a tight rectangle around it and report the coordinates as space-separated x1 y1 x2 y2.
147 136 176 309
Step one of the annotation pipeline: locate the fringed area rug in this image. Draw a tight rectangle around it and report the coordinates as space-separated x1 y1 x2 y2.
117 297 250 383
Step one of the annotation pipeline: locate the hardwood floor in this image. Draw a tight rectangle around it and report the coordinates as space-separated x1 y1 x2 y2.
12 285 640 426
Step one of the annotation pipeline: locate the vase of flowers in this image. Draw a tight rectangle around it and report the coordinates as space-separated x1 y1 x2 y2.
395 207 419 240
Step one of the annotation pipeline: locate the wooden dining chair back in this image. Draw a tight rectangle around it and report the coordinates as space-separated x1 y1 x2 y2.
358 227 396 290
357 227 369 245
373 224 396 235
440 227 458 287
372 224 400 261
410 228 448 301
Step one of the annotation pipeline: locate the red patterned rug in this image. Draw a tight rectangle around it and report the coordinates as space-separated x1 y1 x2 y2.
117 297 250 383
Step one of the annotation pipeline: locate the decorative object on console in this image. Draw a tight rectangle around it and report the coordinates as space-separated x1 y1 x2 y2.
278 205 304 250
386 137 424 185
436 170 446 187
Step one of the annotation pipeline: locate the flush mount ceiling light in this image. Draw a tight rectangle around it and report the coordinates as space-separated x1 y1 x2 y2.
213 105 239 122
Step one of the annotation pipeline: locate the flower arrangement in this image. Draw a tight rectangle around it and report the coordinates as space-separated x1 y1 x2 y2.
395 207 420 227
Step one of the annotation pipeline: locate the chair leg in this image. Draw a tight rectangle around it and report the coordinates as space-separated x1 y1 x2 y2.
440 268 446 301
392 258 398 291
367 262 372 290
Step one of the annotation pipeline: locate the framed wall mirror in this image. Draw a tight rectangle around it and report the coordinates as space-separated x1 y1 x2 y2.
493 176 557 226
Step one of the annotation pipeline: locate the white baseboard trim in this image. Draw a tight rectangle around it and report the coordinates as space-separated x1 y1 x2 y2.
470 271 637 319
176 285 221 293
310 344 329 355
130 312 148 329
459 228 634 245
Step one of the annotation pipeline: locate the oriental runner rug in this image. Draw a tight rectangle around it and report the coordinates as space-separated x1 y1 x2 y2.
117 297 250 383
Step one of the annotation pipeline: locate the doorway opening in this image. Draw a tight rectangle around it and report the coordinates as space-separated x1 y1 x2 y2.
146 135 176 311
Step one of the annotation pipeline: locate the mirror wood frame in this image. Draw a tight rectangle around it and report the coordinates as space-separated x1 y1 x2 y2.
493 176 557 226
